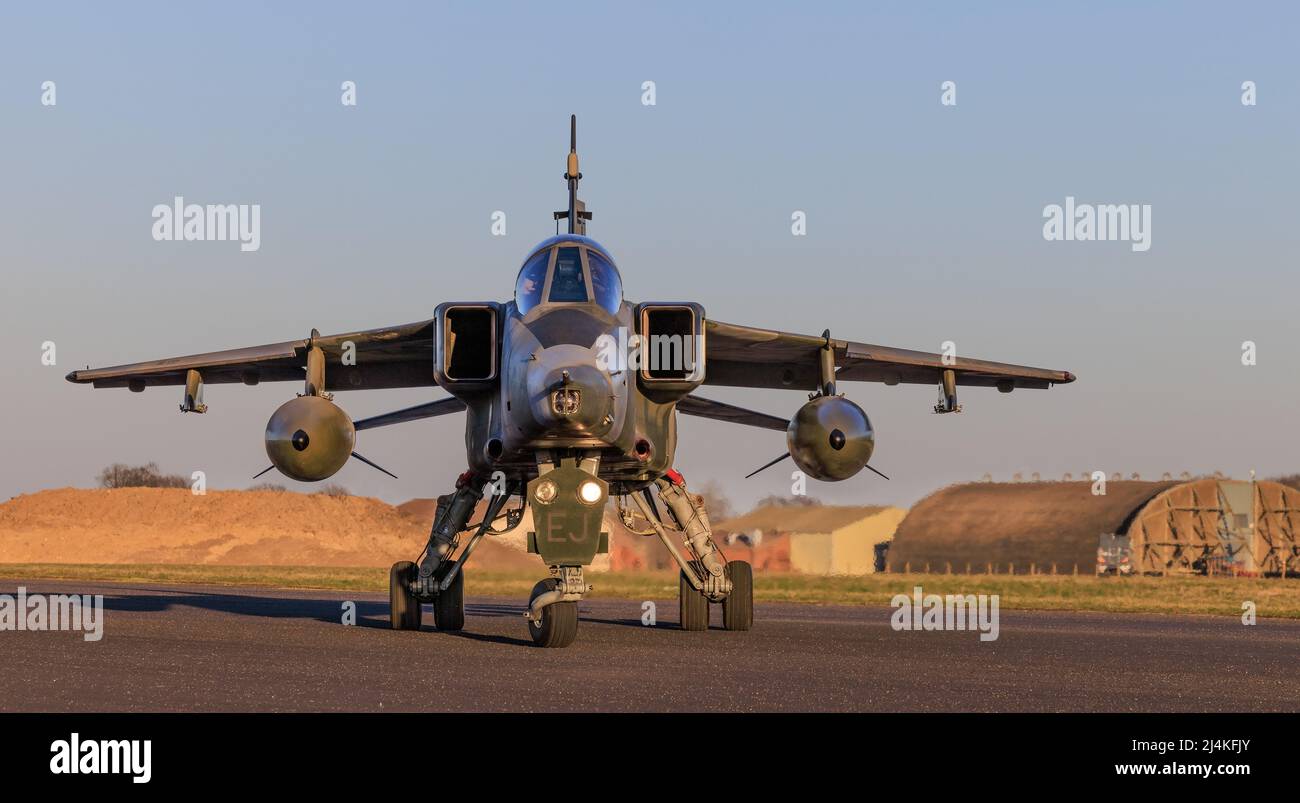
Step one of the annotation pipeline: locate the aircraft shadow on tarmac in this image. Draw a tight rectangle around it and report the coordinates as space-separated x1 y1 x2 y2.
96 588 661 647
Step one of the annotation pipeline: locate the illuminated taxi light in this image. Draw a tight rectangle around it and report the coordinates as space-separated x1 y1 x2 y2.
534 479 559 504
577 480 603 505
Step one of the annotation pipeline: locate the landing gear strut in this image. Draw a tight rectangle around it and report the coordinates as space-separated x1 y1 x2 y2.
417 471 483 585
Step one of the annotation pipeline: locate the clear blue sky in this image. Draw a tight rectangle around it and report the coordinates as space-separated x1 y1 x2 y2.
1 2 1297 510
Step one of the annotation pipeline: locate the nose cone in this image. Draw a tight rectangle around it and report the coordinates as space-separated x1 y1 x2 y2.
527 349 614 437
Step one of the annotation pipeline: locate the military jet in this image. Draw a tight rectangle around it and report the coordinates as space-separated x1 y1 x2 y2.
68 116 1074 647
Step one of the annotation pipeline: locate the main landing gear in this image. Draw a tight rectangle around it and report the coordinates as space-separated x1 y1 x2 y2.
628 469 754 633
389 471 512 633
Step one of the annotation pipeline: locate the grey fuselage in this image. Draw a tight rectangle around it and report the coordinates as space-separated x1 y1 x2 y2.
437 235 701 494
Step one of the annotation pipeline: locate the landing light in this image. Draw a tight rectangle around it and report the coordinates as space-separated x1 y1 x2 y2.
578 480 603 505
534 479 558 504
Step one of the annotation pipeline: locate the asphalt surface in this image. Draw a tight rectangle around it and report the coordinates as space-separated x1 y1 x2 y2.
2 578 1297 712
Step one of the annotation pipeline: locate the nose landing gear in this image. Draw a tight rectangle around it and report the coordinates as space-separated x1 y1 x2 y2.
525 569 584 648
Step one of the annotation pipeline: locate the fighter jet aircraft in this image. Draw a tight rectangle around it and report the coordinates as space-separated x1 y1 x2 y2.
68 116 1074 647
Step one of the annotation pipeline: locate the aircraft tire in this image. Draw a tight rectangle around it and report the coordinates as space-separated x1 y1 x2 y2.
433 568 465 631
527 579 578 648
722 560 754 631
679 561 709 631
389 561 422 630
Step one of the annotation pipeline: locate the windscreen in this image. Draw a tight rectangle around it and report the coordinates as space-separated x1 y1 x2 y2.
514 249 551 314
548 247 587 303
586 250 622 314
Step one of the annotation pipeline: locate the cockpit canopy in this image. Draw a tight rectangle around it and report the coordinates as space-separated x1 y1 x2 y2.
514 235 622 316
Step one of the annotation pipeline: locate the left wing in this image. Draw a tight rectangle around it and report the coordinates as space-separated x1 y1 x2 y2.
703 319 1075 392
66 320 436 392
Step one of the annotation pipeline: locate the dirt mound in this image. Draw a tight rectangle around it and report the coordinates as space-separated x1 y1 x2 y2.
0 488 534 570
396 498 439 521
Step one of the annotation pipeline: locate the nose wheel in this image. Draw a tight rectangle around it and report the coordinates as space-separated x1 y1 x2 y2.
527 578 578 648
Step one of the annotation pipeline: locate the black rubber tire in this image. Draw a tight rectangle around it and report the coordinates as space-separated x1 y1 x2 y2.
679 561 709 631
433 568 465 631
389 561 421 630
722 560 754 631
527 579 578 648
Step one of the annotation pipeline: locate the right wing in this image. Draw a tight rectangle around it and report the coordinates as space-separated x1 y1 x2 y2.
65 319 436 392
703 319 1074 392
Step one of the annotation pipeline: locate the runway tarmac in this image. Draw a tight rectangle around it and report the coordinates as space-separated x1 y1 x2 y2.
2 578 1297 712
